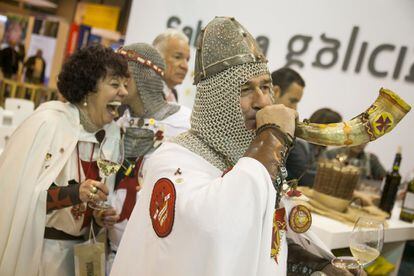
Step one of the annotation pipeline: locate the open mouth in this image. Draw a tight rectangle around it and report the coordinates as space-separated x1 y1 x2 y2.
106 101 121 117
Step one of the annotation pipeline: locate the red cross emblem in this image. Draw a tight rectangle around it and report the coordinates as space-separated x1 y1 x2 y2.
373 113 393 136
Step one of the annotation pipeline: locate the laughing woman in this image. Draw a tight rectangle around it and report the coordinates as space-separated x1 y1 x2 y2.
0 45 129 276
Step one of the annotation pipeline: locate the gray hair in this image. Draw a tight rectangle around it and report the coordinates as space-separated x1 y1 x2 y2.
152 28 189 56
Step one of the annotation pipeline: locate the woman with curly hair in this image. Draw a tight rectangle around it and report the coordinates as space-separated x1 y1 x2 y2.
0 45 129 276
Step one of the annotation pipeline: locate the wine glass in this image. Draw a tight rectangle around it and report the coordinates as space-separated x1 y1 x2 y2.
331 256 361 274
88 136 124 210
331 217 384 275
350 217 384 266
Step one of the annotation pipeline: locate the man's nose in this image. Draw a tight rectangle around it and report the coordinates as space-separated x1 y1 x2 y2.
252 88 269 109
180 59 189 71
119 84 128 97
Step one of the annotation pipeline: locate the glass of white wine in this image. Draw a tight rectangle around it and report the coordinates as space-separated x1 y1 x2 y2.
88 136 124 210
331 217 384 275
350 217 384 266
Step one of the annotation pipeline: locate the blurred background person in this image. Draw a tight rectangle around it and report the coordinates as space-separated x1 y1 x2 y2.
323 142 387 207
153 29 190 102
0 21 23 79
324 143 386 182
272 67 308 183
271 68 345 187
0 45 129 276
24 49 46 84
272 67 304 110
295 108 343 187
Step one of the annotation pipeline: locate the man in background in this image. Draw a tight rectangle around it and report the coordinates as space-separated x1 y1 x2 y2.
24 49 46 84
324 143 386 181
0 22 23 79
272 67 309 183
272 67 305 110
153 29 190 102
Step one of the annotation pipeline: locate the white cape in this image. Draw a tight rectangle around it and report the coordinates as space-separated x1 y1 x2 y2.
0 101 120 276
0 101 80 275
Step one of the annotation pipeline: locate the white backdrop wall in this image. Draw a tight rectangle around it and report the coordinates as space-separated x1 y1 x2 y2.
125 0 414 177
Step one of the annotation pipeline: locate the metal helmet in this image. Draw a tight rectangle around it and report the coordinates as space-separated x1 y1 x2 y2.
194 16 267 85
174 17 270 170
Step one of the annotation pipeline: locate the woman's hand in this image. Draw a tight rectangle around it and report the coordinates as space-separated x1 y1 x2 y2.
79 179 109 203
136 175 142 191
93 207 120 228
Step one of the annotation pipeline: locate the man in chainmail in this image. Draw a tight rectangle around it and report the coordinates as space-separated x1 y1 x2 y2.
111 18 351 276
107 43 191 272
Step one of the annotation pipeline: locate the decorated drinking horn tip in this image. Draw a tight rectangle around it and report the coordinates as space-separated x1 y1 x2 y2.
295 88 411 146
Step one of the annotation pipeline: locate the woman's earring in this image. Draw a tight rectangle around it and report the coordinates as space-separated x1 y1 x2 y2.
83 99 88 107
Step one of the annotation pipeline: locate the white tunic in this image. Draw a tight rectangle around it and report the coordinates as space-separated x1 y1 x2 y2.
109 106 191 252
112 142 288 276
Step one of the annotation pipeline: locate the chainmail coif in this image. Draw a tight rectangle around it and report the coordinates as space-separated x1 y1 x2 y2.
122 43 179 120
121 43 180 158
173 62 269 170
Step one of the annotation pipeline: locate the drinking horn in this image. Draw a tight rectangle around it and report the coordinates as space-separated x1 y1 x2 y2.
295 88 411 146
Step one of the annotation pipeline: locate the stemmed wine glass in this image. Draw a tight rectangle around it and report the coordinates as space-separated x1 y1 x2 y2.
88 136 124 210
332 217 384 275
350 217 384 266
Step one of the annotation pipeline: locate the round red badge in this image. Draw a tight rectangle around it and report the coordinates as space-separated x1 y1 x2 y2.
149 178 176 237
288 205 312 234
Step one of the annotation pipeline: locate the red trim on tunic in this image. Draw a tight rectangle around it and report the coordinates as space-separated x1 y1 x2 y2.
271 207 286 264
116 157 143 222
76 143 100 229
221 167 233 177
80 159 101 229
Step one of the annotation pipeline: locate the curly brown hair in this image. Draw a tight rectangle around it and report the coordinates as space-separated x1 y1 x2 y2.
57 45 129 103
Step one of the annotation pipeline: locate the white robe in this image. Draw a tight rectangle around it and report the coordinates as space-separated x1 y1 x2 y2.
108 106 190 266
0 101 119 276
111 142 333 276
